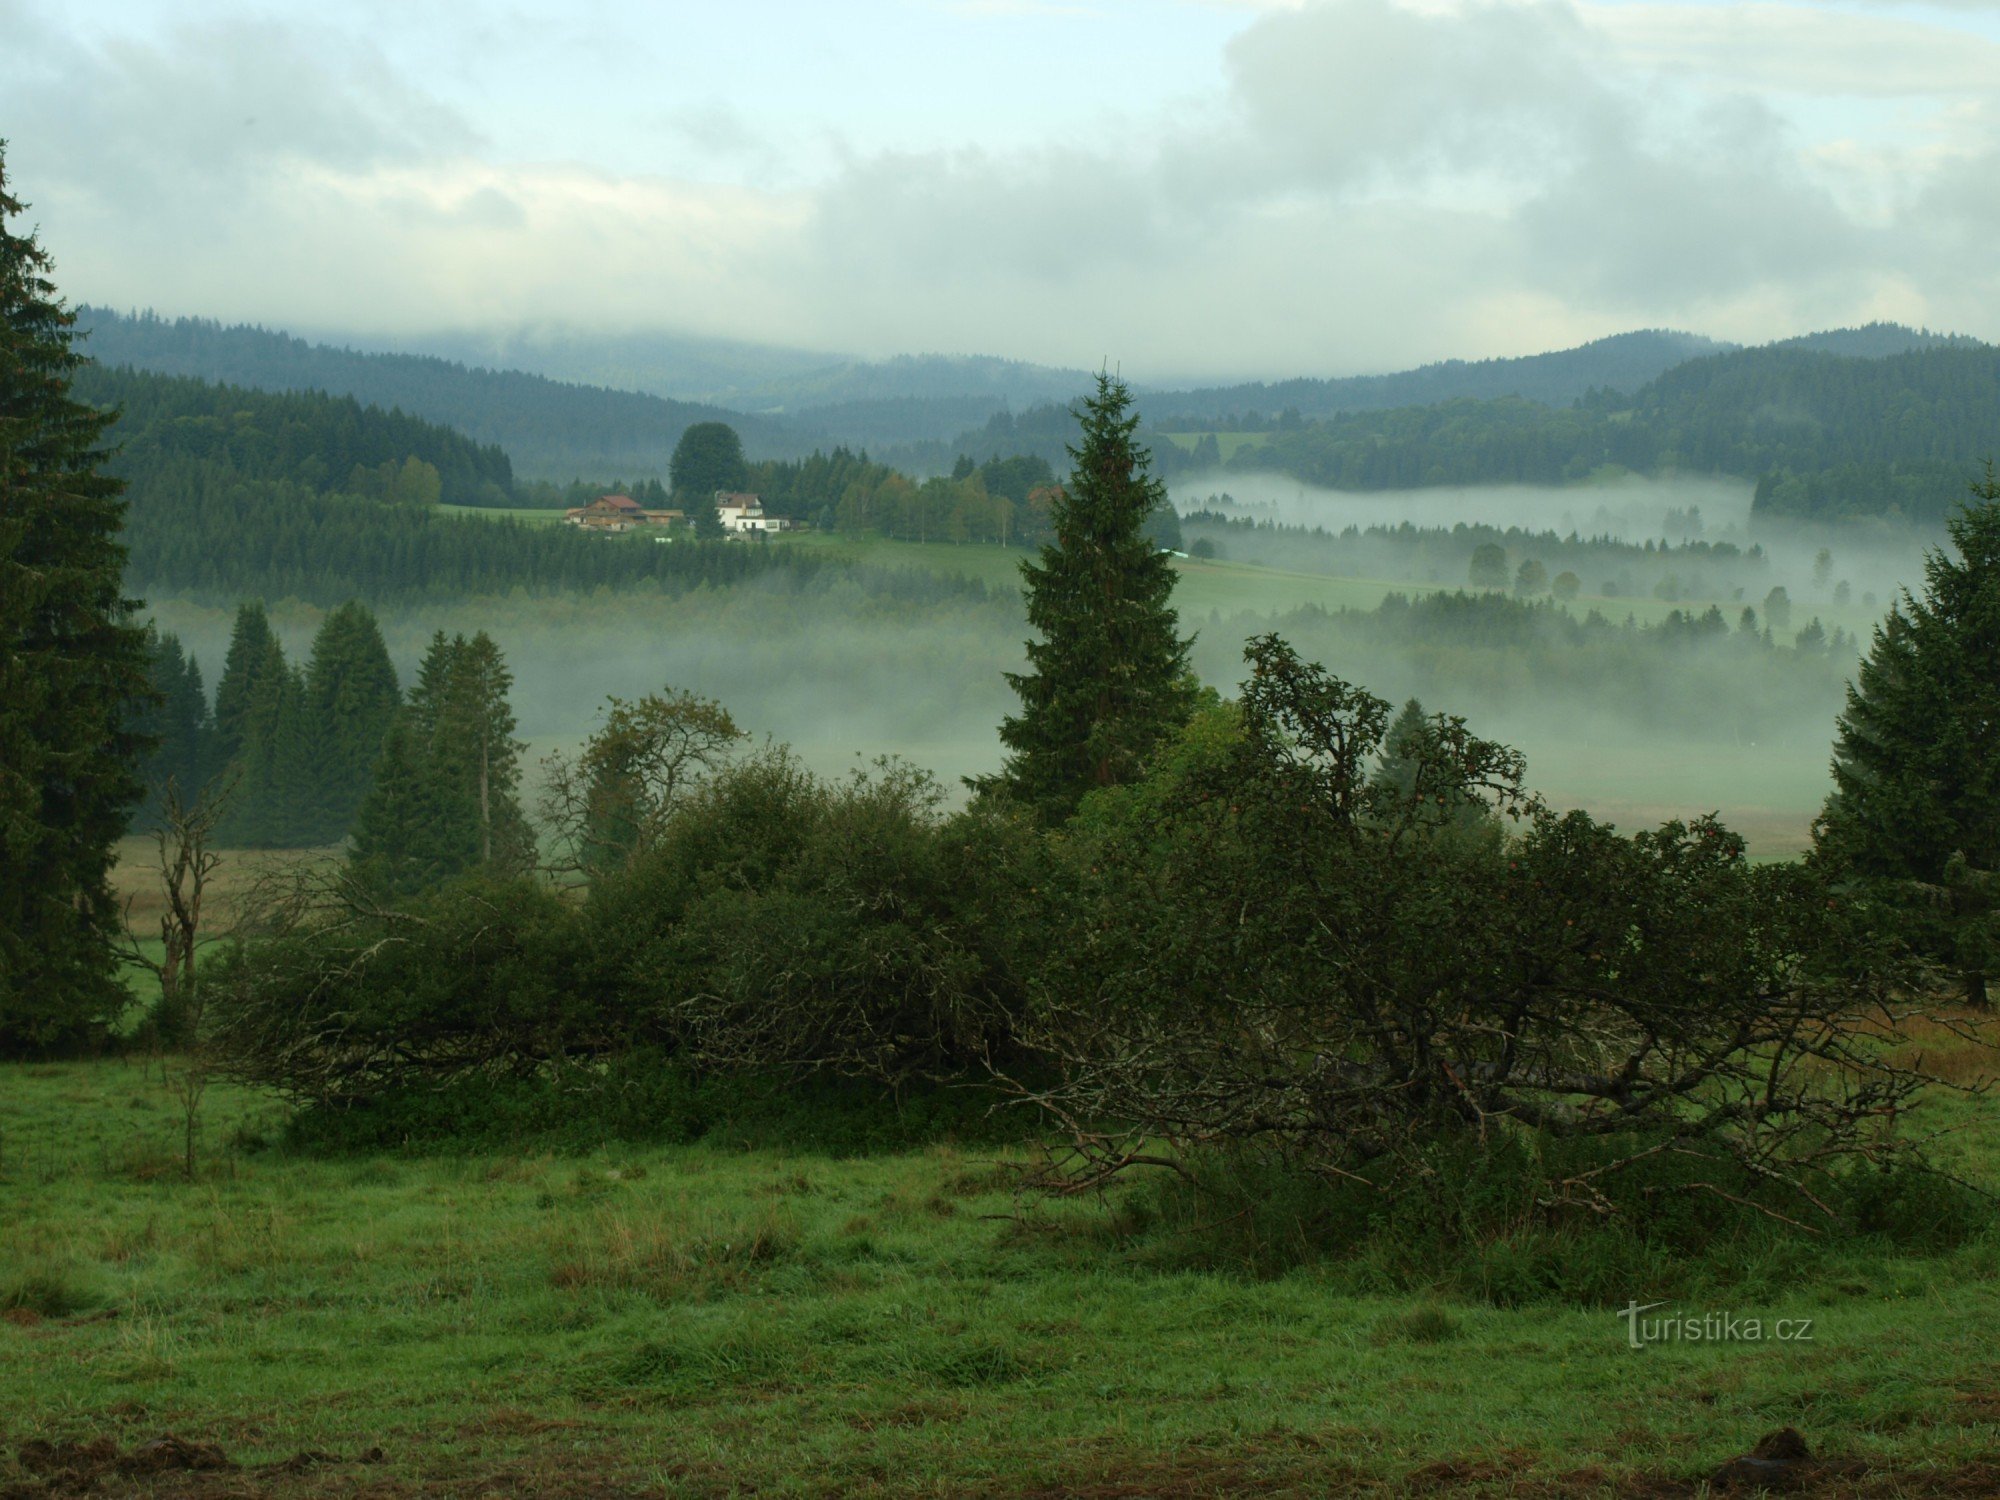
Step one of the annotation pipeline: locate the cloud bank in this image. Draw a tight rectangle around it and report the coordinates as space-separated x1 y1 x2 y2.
6 0 1998 377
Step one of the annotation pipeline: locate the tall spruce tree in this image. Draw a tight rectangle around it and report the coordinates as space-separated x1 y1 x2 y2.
0 147 153 1050
975 373 1193 819
135 629 213 823
1815 469 2000 1004
301 601 400 842
439 631 530 868
228 641 315 846
349 717 472 897
212 602 277 771
357 630 527 890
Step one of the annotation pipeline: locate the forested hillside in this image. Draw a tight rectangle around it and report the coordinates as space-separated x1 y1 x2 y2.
84 365 989 607
1147 329 1731 426
72 363 514 505
75 307 817 482
1230 341 2000 524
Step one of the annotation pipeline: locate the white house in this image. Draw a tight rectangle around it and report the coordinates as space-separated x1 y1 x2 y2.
715 492 793 535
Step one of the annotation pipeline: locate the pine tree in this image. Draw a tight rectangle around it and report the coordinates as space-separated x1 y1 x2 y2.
0 147 153 1051
1815 470 2000 1003
301 601 400 842
975 373 1193 820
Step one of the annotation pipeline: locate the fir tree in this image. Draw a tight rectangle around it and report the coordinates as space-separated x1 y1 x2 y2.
975 373 1193 820
0 146 153 1051
1815 469 2000 1004
301 601 400 842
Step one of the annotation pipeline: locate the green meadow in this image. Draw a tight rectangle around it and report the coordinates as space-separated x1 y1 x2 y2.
4 1035 1999 1497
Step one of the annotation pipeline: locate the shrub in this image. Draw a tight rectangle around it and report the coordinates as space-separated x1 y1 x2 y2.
591 749 1043 1086
208 873 590 1109
1025 634 1958 1234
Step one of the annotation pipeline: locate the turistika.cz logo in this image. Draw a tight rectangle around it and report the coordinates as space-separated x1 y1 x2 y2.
1617 1301 1815 1349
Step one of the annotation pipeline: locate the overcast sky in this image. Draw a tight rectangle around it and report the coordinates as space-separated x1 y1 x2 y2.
6 0 1999 379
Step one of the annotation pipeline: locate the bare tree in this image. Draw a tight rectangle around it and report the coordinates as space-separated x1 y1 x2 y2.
122 773 234 1181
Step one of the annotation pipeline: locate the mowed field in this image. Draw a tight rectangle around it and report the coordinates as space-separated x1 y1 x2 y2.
5 1052 2000 1498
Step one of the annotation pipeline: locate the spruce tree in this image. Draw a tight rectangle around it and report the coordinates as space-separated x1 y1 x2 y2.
135 629 213 822
975 373 1193 820
228 643 315 846
212 601 277 770
365 630 527 888
301 601 400 842
438 631 529 868
1815 470 2000 1004
0 147 153 1050
349 717 473 897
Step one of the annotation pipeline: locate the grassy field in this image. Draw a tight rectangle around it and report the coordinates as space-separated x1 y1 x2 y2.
4 1050 2000 1497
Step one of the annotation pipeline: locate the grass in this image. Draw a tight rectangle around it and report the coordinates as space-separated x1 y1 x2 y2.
4 1057 2000 1496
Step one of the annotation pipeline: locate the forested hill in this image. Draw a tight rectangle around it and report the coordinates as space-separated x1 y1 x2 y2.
73 363 514 505
1146 330 1733 425
74 307 819 483
1772 323 1987 359
1228 340 2000 525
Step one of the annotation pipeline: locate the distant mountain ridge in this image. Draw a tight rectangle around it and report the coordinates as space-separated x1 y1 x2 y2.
1770 323 1989 359
1144 330 1737 425
74 308 1993 498
344 324 847 406
73 308 828 481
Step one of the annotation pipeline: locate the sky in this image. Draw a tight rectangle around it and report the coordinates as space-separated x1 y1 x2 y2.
5 0 2000 380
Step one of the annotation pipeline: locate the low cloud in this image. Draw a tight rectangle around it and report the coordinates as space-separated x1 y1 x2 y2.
7 0 1998 376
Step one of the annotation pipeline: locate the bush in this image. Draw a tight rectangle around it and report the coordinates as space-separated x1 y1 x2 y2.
208 873 591 1109
1122 1136 1992 1302
282 1050 1032 1155
1026 635 1955 1236
589 749 1043 1086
